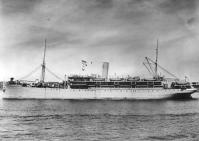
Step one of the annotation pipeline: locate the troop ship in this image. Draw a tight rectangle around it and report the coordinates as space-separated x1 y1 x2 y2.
0 40 197 100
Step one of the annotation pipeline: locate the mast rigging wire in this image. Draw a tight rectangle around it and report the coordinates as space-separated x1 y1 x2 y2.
18 65 41 80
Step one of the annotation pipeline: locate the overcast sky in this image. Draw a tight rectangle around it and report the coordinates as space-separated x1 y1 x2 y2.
0 0 199 81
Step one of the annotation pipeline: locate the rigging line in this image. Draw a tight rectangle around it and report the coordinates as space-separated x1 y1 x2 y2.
145 57 155 75
156 63 178 79
147 57 179 79
45 67 63 81
143 62 153 76
18 65 41 80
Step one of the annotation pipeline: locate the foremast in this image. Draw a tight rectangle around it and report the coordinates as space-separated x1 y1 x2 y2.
40 39 47 83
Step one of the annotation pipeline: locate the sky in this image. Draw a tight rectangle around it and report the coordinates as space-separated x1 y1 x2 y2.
0 0 199 81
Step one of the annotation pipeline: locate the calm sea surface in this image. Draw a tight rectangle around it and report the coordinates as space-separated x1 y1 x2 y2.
1 93 199 141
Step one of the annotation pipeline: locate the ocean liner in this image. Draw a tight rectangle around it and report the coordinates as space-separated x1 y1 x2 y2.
0 40 197 99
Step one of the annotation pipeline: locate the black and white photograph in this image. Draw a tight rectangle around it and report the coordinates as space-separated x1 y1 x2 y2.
0 0 199 140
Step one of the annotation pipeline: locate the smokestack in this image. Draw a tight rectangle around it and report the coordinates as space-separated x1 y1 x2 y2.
102 62 109 80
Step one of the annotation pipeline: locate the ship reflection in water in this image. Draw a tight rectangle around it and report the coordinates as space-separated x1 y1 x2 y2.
0 97 199 140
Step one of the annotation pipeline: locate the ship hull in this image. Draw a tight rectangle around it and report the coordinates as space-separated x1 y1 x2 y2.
0 85 197 100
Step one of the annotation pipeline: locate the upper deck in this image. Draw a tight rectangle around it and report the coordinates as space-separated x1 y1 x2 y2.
68 76 163 89
68 76 192 89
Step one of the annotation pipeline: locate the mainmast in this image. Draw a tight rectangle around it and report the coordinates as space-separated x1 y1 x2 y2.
155 39 158 77
40 39 47 83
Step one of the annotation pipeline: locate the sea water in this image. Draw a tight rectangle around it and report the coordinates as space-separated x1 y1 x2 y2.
0 93 199 141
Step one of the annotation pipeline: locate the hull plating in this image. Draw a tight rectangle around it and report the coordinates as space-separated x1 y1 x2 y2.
1 86 197 100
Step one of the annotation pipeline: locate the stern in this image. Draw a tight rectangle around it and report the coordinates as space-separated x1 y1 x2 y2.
172 88 197 99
